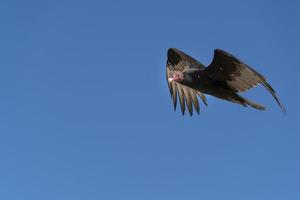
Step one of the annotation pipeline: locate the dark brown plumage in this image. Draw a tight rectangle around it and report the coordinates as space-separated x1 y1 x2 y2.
166 48 286 115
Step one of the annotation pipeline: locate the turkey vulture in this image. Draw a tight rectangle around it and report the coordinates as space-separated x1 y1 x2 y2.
166 48 286 115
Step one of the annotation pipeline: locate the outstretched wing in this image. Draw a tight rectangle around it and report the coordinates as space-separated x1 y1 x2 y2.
166 48 207 116
203 49 286 113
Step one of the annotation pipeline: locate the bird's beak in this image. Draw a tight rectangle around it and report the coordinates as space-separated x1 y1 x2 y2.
168 77 173 83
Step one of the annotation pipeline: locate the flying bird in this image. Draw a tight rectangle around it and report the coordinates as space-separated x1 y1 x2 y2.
166 48 286 115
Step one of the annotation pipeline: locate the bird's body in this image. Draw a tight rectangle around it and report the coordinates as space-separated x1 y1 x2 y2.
179 68 254 106
166 48 285 115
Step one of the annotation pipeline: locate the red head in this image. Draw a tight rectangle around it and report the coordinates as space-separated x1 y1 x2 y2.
168 71 184 83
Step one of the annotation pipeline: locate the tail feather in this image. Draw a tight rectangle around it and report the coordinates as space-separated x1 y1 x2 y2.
238 95 266 111
214 87 266 111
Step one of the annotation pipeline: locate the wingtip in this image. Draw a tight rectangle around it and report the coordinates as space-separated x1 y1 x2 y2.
167 48 178 55
280 105 287 115
260 81 287 115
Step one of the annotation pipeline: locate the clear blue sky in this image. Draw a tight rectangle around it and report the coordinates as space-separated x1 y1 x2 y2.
0 0 299 199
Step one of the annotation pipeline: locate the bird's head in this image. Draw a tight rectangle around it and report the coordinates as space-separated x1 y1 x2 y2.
168 71 184 83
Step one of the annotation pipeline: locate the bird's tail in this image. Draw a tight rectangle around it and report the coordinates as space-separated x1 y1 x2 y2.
236 95 266 111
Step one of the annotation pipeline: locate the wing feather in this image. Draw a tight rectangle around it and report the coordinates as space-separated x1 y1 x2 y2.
177 85 185 115
190 89 200 114
183 86 193 115
204 49 286 113
171 82 177 110
166 48 207 116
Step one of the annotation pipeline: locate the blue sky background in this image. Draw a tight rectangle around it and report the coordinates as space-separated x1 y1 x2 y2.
0 0 299 199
